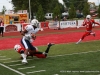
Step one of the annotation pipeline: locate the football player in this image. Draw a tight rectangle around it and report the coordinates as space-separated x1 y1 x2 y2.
14 43 54 60
20 18 41 64
76 15 100 44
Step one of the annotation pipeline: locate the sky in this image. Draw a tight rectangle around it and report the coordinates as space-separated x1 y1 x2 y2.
0 0 99 12
0 0 12 12
88 0 100 5
58 0 100 5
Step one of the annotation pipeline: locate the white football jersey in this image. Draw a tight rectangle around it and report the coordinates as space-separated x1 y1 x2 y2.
25 25 39 34
23 25 39 41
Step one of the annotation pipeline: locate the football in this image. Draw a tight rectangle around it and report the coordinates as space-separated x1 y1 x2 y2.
31 33 36 40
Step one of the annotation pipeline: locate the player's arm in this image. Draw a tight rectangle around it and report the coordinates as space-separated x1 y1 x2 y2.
20 29 28 36
94 22 100 25
82 20 86 26
21 25 29 36
93 19 100 25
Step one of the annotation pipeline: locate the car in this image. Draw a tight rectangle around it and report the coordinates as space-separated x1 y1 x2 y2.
45 13 53 19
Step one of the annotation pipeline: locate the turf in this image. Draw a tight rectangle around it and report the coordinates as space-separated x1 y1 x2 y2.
0 40 100 75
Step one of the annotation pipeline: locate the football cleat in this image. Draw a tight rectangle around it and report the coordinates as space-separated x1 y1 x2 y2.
22 59 28 64
47 43 55 46
76 42 79 44
91 32 95 37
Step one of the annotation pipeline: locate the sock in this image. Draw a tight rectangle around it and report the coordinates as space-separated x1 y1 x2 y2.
43 52 48 57
21 54 27 60
45 45 51 53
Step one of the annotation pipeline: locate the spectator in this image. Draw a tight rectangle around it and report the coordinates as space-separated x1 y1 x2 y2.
0 20 4 37
63 16 67 21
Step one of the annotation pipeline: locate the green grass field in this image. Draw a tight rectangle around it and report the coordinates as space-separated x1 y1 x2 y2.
0 40 100 75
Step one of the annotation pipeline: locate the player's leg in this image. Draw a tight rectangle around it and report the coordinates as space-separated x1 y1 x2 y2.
32 43 54 58
20 50 25 59
43 43 55 57
90 31 95 37
24 42 39 58
21 38 32 63
1 27 4 37
76 32 90 44
32 43 55 57
0 27 1 36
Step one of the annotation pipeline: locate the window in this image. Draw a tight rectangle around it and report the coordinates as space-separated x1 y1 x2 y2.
13 16 19 21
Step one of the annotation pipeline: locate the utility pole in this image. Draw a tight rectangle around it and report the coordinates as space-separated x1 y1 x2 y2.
29 0 31 22
98 0 100 5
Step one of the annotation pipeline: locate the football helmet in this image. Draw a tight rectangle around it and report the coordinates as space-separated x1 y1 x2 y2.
14 44 21 51
31 19 39 27
86 15 91 19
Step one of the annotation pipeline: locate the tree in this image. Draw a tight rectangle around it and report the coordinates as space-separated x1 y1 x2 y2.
11 0 64 19
98 5 100 18
83 2 90 17
68 3 76 19
1 6 6 14
36 5 45 22
63 0 88 11
53 3 61 21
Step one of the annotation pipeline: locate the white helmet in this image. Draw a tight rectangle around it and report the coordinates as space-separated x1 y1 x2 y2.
14 44 21 51
31 19 39 27
86 15 91 19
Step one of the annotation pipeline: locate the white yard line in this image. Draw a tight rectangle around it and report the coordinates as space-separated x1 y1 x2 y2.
0 58 11 60
3 59 33 63
18 66 35 70
49 50 100 58
0 63 25 75
3 50 100 63
53 74 59 75
26 70 46 74
0 56 6 57
9 64 23 66
3 60 21 63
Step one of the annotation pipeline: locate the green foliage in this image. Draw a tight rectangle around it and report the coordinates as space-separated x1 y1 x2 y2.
83 2 90 17
68 3 76 19
97 5 100 18
1 6 6 14
36 5 45 22
11 0 64 19
63 0 88 11
53 3 61 20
